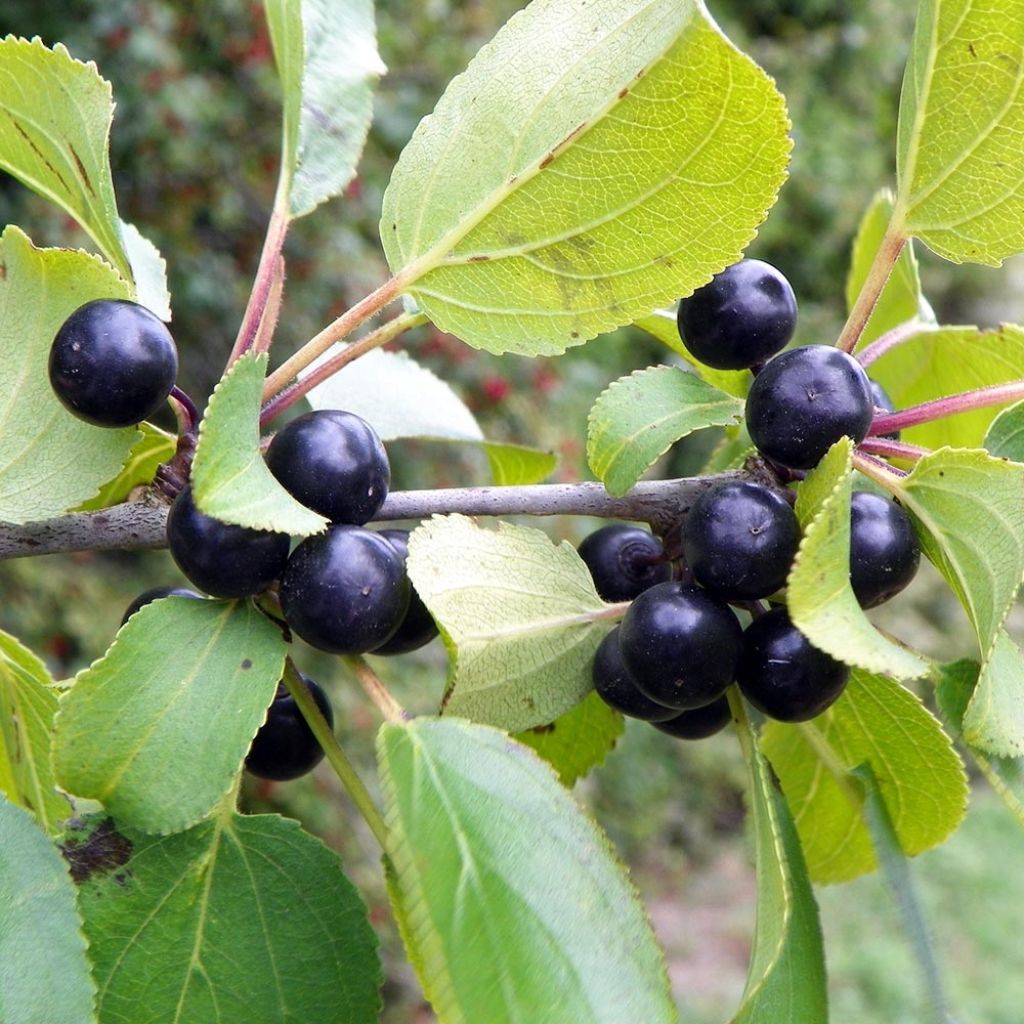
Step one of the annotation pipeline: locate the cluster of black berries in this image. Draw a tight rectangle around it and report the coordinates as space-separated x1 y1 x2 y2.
584 259 922 735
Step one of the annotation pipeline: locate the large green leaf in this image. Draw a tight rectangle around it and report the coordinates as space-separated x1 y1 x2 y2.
761 670 969 884
0 797 95 1024
54 598 286 834
0 631 68 834
586 365 744 497
377 717 677 1024
0 37 130 279
264 0 384 218
869 325 1024 450
514 691 624 787
75 424 175 512
0 226 139 524
407 515 612 732
896 0 1024 265
787 439 929 680
74 812 381 1023
381 0 790 356
731 706 826 1023
192 352 327 536
984 398 1024 460
963 628 1024 756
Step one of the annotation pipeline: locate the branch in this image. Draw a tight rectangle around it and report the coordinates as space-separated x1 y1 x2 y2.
0 465 773 561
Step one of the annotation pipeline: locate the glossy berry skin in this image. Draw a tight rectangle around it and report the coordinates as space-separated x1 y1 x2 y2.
120 586 200 627
245 676 334 781
676 259 797 371
654 695 732 740
868 379 901 441
166 487 291 598
371 529 439 655
577 524 670 602
266 409 389 524
591 627 678 722
850 491 920 608
736 606 849 722
618 582 743 711
745 345 874 470
682 481 800 601
280 525 410 655
49 299 178 427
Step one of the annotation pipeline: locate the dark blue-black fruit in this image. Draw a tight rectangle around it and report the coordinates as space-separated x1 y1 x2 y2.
745 345 874 470
120 585 201 627
676 259 797 370
591 627 678 722
49 299 178 428
849 491 920 608
577 524 670 602
166 486 290 598
682 481 800 601
280 525 410 654
371 529 439 655
736 606 849 722
245 676 334 781
266 409 390 524
653 695 732 739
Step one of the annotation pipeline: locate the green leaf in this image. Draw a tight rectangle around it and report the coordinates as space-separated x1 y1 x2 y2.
265 0 385 218
896 0 1024 265
0 796 96 1024
119 220 171 321
0 226 140 524
846 189 931 346
514 691 624 787
963 629 1024 756
731 707 826 1023
787 438 930 679
74 812 380 1023
0 37 130 280
984 398 1024 460
586 366 744 497
0 631 69 834
483 442 558 486
407 515 611 732
75 424 175 511
192 351 327 536
54 598 286 834
381 0 790 356
378 717 676 1024
761 670 969 884
869 325 1024 450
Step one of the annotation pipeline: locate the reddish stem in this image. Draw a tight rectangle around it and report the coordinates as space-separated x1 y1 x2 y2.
869 380 1024 436
858 436 930 462
857 321 935 368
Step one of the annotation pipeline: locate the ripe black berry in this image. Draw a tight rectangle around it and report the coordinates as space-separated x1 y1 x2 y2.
653 695 732 739
266 409 390 524
166 486 291 598
736 606 849 722
618 582 742 710
591 627 678 722
682 481 800 601
371 529 439 655
120 586 200 627
869 380 901 441
676 259 797 370
849 491 920 608
49 299 178 428
280 525 410 654
245 676 334 781
745 345 874 470
577 524 670 602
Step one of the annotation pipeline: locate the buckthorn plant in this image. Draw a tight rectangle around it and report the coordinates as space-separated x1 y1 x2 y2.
1 1 1023 1022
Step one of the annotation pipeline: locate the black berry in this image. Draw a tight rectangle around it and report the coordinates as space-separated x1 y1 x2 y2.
869 380 901 441
591 627 678 722
618 582 742 710
120 586 201 627
577 524 670 602
280 525 410 654
166 486 291 598
49 299 178 428
653 695 732 739
266 409 390 524
371 529 439 655
682 481 800 601
245 676 333 781
745 345 874 470
849 491 920 608
676 259 797 370
736 606 849 722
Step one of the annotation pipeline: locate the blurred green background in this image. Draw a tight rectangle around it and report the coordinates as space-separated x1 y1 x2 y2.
2 2 1023 1021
